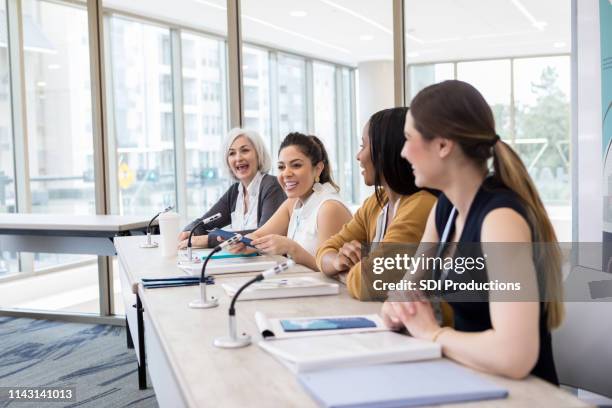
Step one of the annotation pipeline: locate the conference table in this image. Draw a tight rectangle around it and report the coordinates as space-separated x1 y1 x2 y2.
115 235 587 408
0 213 151 316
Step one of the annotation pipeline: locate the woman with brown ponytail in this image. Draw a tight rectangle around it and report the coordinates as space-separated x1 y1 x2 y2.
228 132 352 270
381 80 564 384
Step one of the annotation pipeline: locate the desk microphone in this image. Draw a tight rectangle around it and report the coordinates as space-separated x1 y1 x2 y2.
213 259 295 348
188 233 244 309
186 212 222 262
140 205 173 248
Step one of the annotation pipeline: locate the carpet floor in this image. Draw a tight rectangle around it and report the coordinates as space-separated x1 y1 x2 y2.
0 317 157 408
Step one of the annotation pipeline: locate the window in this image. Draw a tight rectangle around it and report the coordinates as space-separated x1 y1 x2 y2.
180 32 229 218
241 0 386 205
242 46 270 146
0 0 99 314
313 62 338 179
407 63 454 100
106 17 176 216
404 0 571 239
0 2 15 215
513 56 571 208
457 60 512 138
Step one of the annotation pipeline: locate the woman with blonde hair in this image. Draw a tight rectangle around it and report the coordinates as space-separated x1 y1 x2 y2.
179 128 285 248
381 80 564 384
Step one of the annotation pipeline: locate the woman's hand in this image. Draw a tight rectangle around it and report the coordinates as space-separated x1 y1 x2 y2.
178 231 190 241
251 234 295 256
381 300 440 340
223 235 258 255
332 240 361 271
178 234 208 249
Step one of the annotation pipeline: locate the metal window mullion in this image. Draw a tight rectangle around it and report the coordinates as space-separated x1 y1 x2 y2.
6 0 30 214
334 67 345 197
102 14 119 214
170 29 187 216
87 0 113 316
349 69 359 204
393 0 405 107
227 0 243 128
6 0 33 273
306 60 315 133
510 58 516 143
269 52 279 154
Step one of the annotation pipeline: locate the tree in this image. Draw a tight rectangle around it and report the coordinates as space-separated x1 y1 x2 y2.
516 66 570 170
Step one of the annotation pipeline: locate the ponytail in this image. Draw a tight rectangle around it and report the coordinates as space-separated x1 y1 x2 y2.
308 135 338 190
492 141 564 329
411 80 564 330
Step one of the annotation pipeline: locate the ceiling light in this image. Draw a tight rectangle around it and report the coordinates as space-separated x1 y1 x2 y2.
36 81 46 87
510 0 547 31
289 10 307 17
47 64 61 70
406 52 420 58
243 14 350 54
553 41 566 48
318 0 392 35
532 21 548 30
359 35 374 41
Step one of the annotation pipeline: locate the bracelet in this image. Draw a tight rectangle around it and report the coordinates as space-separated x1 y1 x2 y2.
431 327 449 343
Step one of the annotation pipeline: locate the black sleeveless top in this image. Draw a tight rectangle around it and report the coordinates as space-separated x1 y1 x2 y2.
434 176 559 385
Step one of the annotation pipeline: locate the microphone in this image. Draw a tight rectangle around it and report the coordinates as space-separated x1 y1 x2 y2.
140 205 173 248
188 233 244 309
214 259 295 348
186 212 222 262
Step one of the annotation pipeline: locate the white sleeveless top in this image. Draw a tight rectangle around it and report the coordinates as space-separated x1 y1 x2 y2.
286 182 349 257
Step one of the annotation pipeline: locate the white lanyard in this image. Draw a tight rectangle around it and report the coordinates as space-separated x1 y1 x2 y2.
435 206 457 282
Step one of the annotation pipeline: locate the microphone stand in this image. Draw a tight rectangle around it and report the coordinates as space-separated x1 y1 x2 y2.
140 205 173 248
188 233 243 309
214 259 295 348
186 212 221 262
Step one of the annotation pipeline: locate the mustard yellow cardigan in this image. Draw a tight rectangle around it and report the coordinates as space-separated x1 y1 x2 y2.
316 189 436 300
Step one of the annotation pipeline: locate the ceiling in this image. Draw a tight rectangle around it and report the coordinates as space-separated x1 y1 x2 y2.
103 0 571 67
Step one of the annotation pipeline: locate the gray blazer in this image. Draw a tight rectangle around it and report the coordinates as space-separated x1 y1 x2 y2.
183 174 286 247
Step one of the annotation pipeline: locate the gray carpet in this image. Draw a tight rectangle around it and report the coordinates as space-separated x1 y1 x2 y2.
0 317 157 408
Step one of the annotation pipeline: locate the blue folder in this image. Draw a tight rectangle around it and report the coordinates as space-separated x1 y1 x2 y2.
298 360 508 408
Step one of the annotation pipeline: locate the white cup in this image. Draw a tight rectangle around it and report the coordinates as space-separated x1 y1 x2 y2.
158 211 180 257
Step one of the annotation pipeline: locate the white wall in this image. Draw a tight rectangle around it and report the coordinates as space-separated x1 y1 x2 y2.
356 60 394 203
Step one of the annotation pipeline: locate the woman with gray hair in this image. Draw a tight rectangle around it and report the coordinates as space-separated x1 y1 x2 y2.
178 128 286 248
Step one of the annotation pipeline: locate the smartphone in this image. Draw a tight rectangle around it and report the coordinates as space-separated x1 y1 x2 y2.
209 228 255 248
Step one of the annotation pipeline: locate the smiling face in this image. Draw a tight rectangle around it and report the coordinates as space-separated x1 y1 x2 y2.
401 111 440 189
277 145 323 200
356 123 376 186
227 135 258 184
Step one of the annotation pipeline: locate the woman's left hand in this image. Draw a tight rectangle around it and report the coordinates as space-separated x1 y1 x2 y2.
387 300 440 340
251 234 295 255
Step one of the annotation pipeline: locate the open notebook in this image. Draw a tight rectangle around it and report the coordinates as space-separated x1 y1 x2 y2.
222 276 339 300
258 331 441 373
178 257 277 275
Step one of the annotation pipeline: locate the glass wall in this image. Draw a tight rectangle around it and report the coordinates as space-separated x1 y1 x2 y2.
240 0 389 204
0 0 99 314
23 0 94 216
404 0 571 239
0 1 15 215
0 0 16 278
181 31 229 218
106 16 176 216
